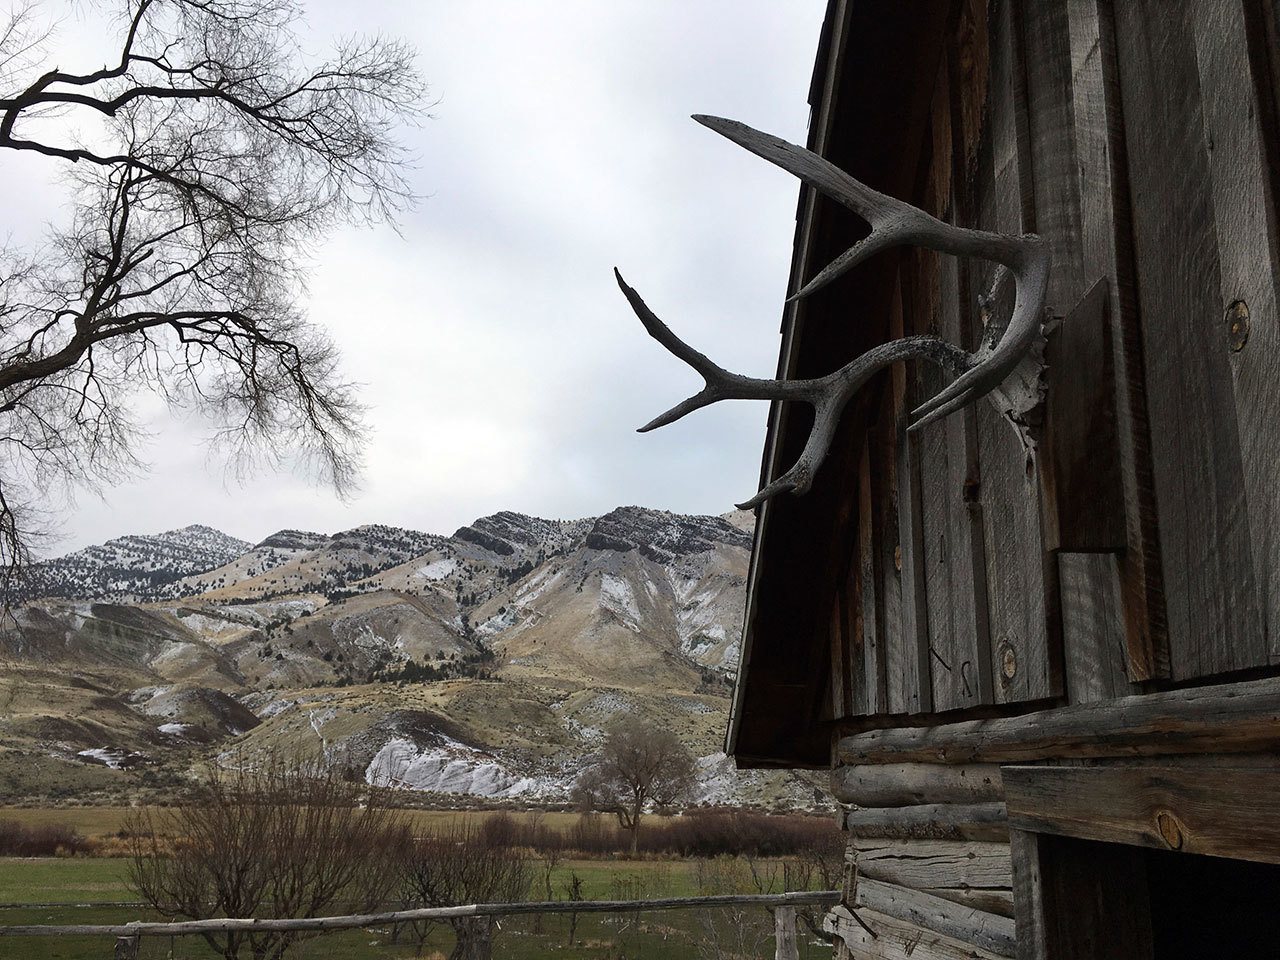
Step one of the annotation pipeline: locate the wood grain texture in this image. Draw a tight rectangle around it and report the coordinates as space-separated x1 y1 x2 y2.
843 802 1008 842
832 763 1004 806
856 840 1012 915
1004 762 1280 863
1112 0 1265 680
893 272 933 716
858 437 889 713
825 904 1010 960
774 905 799 960
837 674 1280 764
1065 0 1167 679
873 415 905 715
1058 552 1130 702
1190 0 1280 664
1010 830 1154 960
972 0 1057 706
1021 0 1125 552
855 878 1016 957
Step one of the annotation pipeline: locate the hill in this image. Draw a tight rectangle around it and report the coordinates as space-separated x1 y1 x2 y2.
0 506 825 809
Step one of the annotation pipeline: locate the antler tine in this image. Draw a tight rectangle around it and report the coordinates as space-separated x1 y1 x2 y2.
694 114 1051 433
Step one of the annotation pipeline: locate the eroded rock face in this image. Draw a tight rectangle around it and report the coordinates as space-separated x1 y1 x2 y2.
586 507 751 564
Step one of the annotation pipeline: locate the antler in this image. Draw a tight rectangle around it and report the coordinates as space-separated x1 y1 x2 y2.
618 115 1050 509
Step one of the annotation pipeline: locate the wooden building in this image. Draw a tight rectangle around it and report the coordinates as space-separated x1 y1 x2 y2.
725 1 1280 957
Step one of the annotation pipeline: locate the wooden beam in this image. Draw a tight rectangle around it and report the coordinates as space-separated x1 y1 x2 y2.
1004 761 1280 864
856 839 1012 916
825 904 1011 960
832 763 1003 806
855 878 1016 958
838 675 1280 764
843 802 1008 842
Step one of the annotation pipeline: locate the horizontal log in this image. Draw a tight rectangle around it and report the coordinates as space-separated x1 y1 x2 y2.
843 802 1008 841
0 891 840 938
824 904 1011 960
831 764 1004 805
838 675 1280 764
1004 762 1280 864
855 878 1016 956
855 840 1012 917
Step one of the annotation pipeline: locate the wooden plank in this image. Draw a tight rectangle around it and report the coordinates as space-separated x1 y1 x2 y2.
1010 830 1154 960
875 409 908 715
858 437 888 713
1190 0 1280 664
1111 0 1265 680
855 879 1016 957
1004 762 1280 864
843 802 1008 842
1065 0 1167 679
837 674 1280 764
971 0 1057 706
1022 0 1124 552
773 905 799 960
1058 552 1129 702
856 840 1012 915
832 763 1004 806
828 582 852 721
825 904 1010 960
892 271 933 716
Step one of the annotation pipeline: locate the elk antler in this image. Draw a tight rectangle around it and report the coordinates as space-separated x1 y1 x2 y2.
618 115 1050 510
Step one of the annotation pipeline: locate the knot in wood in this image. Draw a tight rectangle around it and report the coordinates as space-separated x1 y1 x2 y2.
1226 300 1250 352
1154 810 1185 850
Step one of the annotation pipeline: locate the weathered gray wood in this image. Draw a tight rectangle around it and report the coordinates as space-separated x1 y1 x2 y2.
824 905 1010 960
0 891 843 937
1189 0 1280 665
1011 830 1154 960
1065 0 1167 679
855 878 1016 958
972 0 1057 706
874 415 906 716
773 905 799 960
1112 0 1265 680
113 936 139 960
855 840 1012 910
892 276 932 716
1004 762 1280 864
857 437 888 713
828 585 852 721
1058 552 1129 703
1022 0 1125 553
837 674 1280 764
843 802 1008 842
832 763 1004 806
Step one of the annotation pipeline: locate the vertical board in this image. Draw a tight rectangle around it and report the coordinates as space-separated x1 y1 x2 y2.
873 412 906 716
916 54 993 713
1021 0 1125 552
1111 0 1267 679
827 586 850 721
1189 0 1280 664
1065 0 1168 679
1058 553 1130 702
858 436 889 714
971 0 1058 704
891 273 933 716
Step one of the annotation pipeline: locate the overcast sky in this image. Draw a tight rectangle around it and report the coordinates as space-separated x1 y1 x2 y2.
6 1 828 553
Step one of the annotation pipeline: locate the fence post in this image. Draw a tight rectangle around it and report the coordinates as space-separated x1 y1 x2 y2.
112 935 139 960
774 905 799 960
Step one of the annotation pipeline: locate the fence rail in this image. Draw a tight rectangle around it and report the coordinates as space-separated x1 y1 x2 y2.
1 890 842 960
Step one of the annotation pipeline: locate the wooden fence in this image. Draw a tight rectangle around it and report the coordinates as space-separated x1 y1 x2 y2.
2 889 841 959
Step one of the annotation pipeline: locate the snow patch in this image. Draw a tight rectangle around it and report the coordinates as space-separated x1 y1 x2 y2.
414 558 457 581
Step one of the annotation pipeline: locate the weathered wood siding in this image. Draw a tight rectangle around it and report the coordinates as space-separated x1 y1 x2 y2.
824 0 1280 723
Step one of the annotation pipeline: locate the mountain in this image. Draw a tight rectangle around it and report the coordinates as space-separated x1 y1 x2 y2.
0 507 825 810
14 525 252 603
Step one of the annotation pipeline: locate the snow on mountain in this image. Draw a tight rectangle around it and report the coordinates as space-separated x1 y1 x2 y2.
15 525 251 602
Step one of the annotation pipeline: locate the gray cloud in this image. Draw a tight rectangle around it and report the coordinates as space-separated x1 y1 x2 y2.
5 0 826 551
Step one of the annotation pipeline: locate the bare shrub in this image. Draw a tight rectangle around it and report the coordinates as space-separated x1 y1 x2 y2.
125 759 409 960
0 819 91 856
398 821 532 960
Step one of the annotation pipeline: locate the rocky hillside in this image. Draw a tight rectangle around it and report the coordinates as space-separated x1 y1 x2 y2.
0 507 824 809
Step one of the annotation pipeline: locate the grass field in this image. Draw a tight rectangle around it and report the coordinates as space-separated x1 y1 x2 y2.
0 856 829 959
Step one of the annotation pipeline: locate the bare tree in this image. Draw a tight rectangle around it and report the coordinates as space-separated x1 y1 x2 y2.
125 758 410 960
573 716 696 856
398 821 532 960
0 0 423 593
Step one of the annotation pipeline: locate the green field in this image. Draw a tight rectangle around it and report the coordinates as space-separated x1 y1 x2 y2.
0 857 829 959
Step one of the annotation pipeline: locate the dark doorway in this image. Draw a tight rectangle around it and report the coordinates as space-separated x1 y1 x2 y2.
1146 846 1280 959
